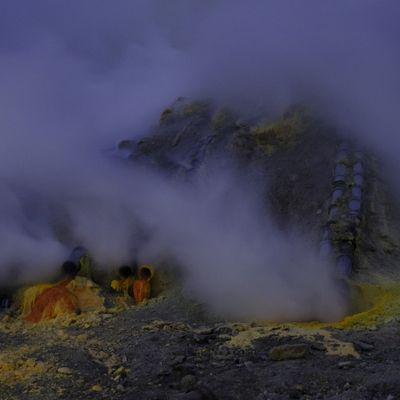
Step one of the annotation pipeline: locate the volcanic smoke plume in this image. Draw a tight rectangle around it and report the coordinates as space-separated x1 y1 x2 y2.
0 0 399 320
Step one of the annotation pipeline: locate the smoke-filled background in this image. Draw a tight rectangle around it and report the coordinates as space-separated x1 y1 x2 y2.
0 0 399 320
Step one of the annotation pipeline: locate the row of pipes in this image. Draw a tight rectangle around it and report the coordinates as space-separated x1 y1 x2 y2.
320 141 365 276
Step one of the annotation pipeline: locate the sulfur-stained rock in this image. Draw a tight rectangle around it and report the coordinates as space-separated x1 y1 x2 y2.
112 366 128 380
57 367 73 375
91 384 102 392
269 344 308 361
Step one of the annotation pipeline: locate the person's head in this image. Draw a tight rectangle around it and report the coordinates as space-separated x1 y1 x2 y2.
62 261 80 279
118 265 133 278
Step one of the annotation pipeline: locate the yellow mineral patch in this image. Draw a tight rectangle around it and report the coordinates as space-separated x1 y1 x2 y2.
25 286 78 323
28 308 103 329
16 283 55 316
14 277 105 324
0 345 51 385
226 324 359 358
66 276 105 312
333 281 400 329
251 107 308 154
291 280 400 330
227 279 400 357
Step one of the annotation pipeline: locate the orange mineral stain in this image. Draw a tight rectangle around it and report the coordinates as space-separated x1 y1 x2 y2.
133 279 151 303
25 285 78 323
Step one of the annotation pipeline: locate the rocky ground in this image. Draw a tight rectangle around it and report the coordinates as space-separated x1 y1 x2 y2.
2 100 400 399
1 287 400 400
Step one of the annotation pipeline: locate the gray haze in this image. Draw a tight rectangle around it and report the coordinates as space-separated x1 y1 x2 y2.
0 0 398 320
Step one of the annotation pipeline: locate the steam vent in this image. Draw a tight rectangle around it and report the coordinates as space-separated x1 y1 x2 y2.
2 2 400 399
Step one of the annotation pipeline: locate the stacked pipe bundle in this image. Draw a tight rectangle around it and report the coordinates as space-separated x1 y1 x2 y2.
0 295 10 309
349 152 364 218
319 141 365 277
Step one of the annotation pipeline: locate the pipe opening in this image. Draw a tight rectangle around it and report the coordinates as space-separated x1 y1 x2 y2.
138 265 154 281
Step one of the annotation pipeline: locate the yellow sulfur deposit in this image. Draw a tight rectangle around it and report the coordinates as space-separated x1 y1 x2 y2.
66 276 104 312
17 283 55 316
251 107 308 154
18 277 104 324
332 281 400 329
290 280 400 330
227 323 360 358
25 286 78 323
227 279 400 356
111 277 134 294
0 345 50 385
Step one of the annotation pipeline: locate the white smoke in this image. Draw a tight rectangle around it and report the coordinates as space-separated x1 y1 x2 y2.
133 170 346 321
0 0 398 320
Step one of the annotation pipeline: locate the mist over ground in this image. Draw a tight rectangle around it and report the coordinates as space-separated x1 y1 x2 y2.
0 1 399 320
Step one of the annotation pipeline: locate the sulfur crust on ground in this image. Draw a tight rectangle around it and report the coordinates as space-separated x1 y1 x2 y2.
1 281 400 399
0 345 51 385
226 277 400 353
227 322 360 358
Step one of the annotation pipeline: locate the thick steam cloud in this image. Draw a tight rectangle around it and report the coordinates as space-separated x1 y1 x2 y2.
0 0 398 320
